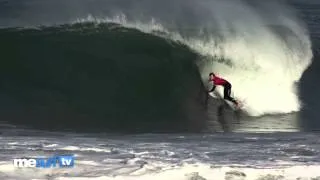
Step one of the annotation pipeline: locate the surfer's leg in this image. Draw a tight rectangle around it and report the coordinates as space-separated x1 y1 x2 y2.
224 84 238 105
223 85 229 99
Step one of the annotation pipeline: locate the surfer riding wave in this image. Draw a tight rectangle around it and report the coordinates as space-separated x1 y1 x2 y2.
208 72 239 107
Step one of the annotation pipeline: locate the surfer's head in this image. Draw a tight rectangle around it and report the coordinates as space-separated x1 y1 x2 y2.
209 72 215 80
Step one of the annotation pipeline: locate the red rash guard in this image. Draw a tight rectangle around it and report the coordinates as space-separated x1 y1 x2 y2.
211 76 228 86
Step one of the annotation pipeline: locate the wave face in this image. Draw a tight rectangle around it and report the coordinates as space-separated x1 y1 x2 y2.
0 24 208 132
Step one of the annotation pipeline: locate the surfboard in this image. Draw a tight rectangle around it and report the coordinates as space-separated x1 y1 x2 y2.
209 92 243 111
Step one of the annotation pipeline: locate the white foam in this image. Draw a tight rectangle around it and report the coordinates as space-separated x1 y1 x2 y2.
51 164 320 180
44 144 58 148
77 160 101 166
1 133 320 180
60 146 111 153
2 157 319 180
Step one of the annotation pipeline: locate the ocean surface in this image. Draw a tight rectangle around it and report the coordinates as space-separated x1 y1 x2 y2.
0 0 320 179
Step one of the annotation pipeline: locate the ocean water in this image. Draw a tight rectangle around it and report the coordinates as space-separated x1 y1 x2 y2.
0 128 320 180
0 0 320 179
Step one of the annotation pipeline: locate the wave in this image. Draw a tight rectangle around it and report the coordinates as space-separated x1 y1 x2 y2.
0 0 314 132
71 0 312 116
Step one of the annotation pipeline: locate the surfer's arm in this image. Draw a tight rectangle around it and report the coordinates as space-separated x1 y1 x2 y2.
208 85 216 92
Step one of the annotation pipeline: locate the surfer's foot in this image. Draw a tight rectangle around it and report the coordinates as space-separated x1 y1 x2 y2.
234 101 238 106
235 101 241 108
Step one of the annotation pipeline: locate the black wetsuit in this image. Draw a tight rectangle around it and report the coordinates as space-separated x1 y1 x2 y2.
210 82 238 105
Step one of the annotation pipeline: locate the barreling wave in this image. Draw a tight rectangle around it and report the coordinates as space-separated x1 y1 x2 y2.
0 0 313 132
74 2 313 116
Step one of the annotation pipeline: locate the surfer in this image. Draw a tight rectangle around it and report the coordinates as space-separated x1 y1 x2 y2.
208 72 239 107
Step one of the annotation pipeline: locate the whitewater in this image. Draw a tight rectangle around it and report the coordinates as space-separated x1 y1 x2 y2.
72 0 312 116
0 128 320 180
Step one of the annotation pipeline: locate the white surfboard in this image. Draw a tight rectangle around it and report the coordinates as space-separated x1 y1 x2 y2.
209 91 242 111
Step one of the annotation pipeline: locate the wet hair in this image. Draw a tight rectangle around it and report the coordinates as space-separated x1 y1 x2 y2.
209 72 215 76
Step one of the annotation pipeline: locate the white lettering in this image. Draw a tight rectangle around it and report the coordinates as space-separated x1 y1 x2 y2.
28 159 36 167
13 155 74 168
13 159 36 168
61 158 72 166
